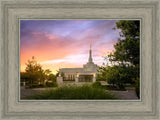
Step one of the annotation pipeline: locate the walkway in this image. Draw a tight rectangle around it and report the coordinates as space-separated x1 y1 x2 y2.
109 87 139 100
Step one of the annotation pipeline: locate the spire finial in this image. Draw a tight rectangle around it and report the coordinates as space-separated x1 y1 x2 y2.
88 43 93 63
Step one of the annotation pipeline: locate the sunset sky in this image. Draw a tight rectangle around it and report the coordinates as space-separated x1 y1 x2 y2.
20 20 121 74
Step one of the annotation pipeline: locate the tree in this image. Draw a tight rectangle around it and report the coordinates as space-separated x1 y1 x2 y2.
112 20 140 81
110 20 140 66
96 66 108 81
24 56 54 87
98 64 135 88
20 72 29 86
109 20 140 79
98 20 140 90
48 73 56 82
24 56 43 86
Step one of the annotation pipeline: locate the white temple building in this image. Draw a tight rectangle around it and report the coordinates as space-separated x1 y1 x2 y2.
57 45 98 83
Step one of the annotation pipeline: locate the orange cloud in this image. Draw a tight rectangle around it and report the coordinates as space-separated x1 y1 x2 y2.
20 20 119 74
20 32 81 67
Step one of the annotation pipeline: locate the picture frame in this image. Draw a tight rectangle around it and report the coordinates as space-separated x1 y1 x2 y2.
0 0 159 119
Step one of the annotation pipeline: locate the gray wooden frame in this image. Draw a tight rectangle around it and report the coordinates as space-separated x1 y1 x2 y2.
0 0 159 119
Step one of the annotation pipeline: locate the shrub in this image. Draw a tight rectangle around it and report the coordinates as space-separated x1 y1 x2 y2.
92 81 102 88
98 64 139 88
20 82 24 86
53 82 58 87
63 79 75 81
46 82 58 87
27 84 45 88
133 77 140 98
25 84 117 100
39 84 45 87
30 84 39 88
46 82 53 87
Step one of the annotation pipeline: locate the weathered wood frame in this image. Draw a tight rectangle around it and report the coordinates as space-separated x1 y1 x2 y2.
0 0 159 119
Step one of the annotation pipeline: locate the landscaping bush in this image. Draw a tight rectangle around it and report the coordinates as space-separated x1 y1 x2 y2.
92 81 102 88
25 84 117 100
46 82 53 87
20 82 24 86
46 82 58 87
133 77 140 98
53 82 58 87
38 84 45 87
106 85 126 91
30 84 39 88
27 84 45 88
63 79 75 81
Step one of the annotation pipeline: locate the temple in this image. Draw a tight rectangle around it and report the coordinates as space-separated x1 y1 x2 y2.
57 45 98 84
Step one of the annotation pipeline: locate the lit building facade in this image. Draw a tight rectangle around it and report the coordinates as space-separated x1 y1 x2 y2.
58 45 98 83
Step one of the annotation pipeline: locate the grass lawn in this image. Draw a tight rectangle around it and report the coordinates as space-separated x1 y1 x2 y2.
24 84 117 100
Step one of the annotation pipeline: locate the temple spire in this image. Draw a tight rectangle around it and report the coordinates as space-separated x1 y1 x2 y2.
88 43 93 63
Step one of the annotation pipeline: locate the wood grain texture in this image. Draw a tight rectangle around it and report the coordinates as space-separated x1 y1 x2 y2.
0 0 159 119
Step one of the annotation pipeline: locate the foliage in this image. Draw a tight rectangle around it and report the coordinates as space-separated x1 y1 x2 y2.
47 74 56 82
20 82 24 86
39 84 45 87
97 64 138 88
20 72 28 82
46 81 58 87
92 81 102 88
96 66 108 81
60 72 65 77
28 84 45 88
106 85 124 91
98 20 140 91
30 84 40 88
111 20 140 66
21 56 57 88
63 79 75 81
55 70 60 77
25 84 117 99
132 77 140 98
108 65 138 84
24 56 44 86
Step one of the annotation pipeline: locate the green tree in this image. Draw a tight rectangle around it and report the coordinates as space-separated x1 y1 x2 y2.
20 72 29 86
24 56 53 87
24 56 43 86
96 66 108 81
48 73 56 82
110 20 140 66
110 20 140 82
98 20 140 91
106 64 137 87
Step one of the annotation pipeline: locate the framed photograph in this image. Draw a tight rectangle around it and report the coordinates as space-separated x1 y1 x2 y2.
0 0 159 120
20 19 140 100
